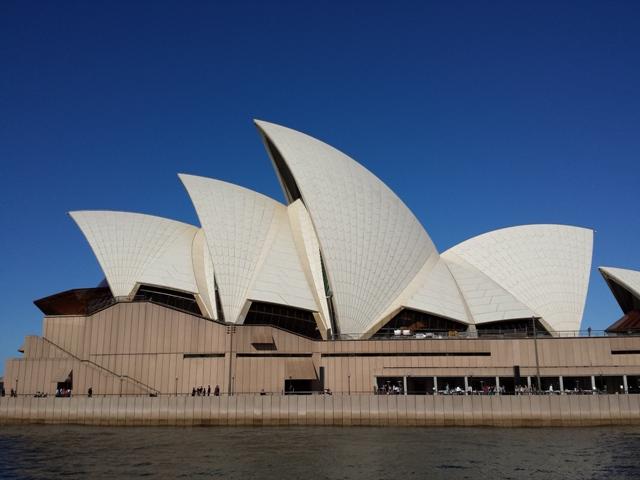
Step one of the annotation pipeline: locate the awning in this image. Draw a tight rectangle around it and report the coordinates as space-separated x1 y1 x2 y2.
251 330 274 345
52 368 72 383
285 359 317 380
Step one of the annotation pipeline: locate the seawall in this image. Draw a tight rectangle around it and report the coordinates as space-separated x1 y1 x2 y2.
2 395 640 427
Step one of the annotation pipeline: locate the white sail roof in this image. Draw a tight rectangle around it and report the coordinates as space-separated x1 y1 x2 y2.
179 174 319 323
599 266 640 313
287 200 331 333
443 254 536 324
401 258 471 324
69 210 199 297
248 206 319 313
255 120 439 337
443 224 593 332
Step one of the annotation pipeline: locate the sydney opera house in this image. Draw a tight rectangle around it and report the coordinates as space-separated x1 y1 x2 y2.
2 121 640 398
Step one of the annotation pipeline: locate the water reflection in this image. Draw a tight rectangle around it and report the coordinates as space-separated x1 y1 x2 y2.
1 426 639 479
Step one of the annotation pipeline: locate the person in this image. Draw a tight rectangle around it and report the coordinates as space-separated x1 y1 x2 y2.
192 387 196 397
214 385 220 396
260 388 266 396
88 387 93 398
207 385 211 396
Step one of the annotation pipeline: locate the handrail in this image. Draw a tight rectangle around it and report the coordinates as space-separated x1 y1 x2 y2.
41 337 159 395
337 329 640 341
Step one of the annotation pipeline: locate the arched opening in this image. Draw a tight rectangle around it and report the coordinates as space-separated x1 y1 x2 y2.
135 285 202 316
243 301 322 339
475 318 550 337
373 308 469 338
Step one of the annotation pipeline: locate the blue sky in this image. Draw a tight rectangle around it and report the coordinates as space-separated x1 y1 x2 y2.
1 1 639 375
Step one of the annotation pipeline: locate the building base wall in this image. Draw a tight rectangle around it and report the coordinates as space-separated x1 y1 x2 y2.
1 395 639 427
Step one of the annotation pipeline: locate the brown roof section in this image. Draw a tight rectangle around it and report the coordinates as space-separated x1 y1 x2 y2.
606 310 640 333
34 288 113 315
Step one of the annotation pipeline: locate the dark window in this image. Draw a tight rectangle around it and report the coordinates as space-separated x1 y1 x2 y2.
376 377 405 394
243 301 321 339
627 376 640 394
406 376 435 395
595 375 625 394
437 376 466 393
135 285 202 316
562 376 592 392
322 352 490 358
373 309 468 338
237 353 312 358
183 353 225 359
476 318 550 337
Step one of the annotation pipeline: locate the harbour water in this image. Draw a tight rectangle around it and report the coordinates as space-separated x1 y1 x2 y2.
1 426 639 479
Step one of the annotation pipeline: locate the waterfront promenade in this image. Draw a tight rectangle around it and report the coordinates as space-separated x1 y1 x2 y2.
2 394 640 427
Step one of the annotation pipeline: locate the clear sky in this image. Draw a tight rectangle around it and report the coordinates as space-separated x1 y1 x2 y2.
1 1 639 375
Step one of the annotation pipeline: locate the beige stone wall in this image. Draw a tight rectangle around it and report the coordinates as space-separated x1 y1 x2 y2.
4 301 640 397
1 395 640 427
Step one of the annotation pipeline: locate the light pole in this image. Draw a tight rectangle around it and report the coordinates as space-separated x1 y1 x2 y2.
226 326 236 396
532 317 542 393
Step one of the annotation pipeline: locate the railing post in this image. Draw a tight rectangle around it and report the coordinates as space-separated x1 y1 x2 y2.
533 317 542 392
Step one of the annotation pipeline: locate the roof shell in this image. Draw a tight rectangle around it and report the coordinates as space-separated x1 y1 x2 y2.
443 224 594 332
69 210 199 298
599 266 640 314
255 120 439 337
179 174 319 323
443 254 536 324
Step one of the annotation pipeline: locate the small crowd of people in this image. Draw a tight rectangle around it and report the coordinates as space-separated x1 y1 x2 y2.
33 391 48 398
376 383 404 395
55 387 72 397
515 385 534 395
192 385 220 396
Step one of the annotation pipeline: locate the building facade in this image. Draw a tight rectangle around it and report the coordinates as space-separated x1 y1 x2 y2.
3 120 640 398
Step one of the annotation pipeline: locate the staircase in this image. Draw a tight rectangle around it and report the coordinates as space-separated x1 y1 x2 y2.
41 337 159 395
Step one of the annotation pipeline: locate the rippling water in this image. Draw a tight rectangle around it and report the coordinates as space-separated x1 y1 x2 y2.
1 426 639 479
